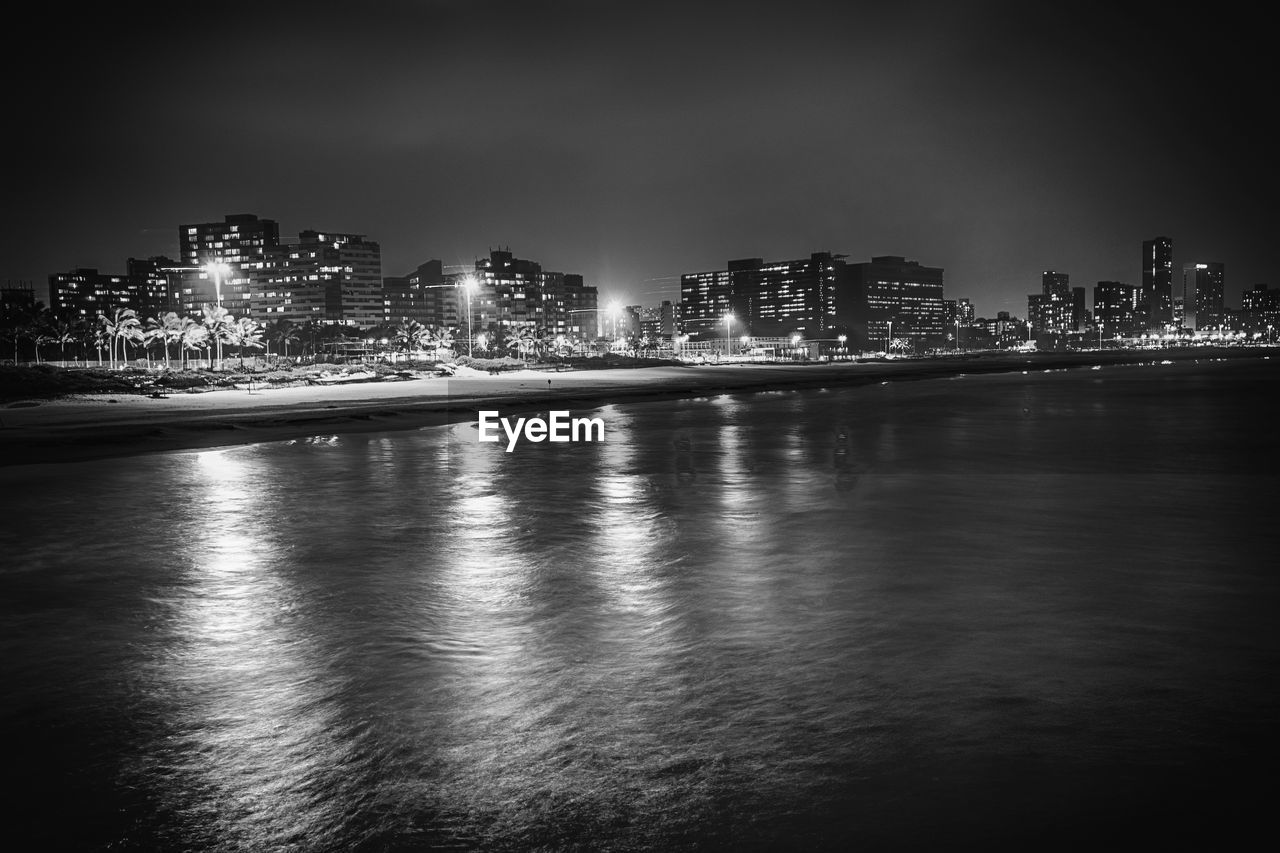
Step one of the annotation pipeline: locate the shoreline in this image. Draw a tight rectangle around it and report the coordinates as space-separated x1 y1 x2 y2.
1 347 1273 467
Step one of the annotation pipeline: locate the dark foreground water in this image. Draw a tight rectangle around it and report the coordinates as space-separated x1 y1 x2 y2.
3 359 1279 850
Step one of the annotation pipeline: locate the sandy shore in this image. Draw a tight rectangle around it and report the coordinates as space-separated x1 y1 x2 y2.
1 348 1272 466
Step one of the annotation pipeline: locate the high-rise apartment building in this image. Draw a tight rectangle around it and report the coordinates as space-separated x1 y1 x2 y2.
1029 271 1074 334
383 260 458 328
459 249 597 344
1093 281 1142 335
1142 237 1174 331
257 230 383 327
1181 262 1225 331
177 214 281 316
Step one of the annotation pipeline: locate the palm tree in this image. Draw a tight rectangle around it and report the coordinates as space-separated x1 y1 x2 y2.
298 319 321 359
142 317 164 369
393 319 429 358
23 308 55 364
100 308 141 370
180 317 208 370
506 326 537 360
263 319 300 362
46 317 78 365
230 316 265 368
201 305 233 369
434 327 456 357
160 312 185 369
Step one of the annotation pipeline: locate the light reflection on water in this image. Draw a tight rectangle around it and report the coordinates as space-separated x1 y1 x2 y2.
2 360 1279 850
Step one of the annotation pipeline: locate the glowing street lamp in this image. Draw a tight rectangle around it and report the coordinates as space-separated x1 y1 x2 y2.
204 261 231 309
459 274 478 357
723 313 734 356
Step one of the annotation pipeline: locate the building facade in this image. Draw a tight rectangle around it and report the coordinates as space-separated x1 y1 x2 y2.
1142 236 1174 331
1180 262 1225 331
256 230 383 327
1093 281 1142 336
177 214 281 316
459 249 597 345
681 252 850 340
844 255 946 349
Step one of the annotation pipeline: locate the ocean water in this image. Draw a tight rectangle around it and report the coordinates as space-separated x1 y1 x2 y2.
3 359 1278 850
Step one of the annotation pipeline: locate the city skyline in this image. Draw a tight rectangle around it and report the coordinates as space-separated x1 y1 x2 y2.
5 1 1272 316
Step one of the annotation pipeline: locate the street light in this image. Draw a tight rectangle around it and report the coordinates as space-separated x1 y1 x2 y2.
886 320 893 353
203 261 231 309
460 274 478 357
723 313 734 357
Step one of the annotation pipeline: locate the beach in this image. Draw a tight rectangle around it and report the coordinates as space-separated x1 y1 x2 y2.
1 347 1273 466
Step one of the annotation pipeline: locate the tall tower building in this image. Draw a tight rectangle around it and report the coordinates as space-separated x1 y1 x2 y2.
1142 237 1174 331
1181 261 1225 332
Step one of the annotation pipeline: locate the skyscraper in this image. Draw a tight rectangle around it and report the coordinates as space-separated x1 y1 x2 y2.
1181 261 1225 332
1142 237 1174 331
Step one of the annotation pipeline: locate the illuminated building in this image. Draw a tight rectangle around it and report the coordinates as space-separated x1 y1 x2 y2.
1241 284 1280 332
679 269 733 335
177 213 280 316
680 252 848 338
638 300 678 339
845 255 946 349
1142 236 1174 331
1181 261 1225 331
1093 281 1141 335
49 269 140 320
258 230 383 327
1028 271 1073 335
383 260 459 328
461 248 597 344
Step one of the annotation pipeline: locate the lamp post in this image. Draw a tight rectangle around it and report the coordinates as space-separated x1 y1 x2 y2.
955 318 961 352
460 274 478 357
723 313 734 357
203 261 231 310
886 320 893 353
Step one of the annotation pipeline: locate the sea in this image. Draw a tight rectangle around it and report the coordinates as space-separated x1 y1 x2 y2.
3 357 1278 850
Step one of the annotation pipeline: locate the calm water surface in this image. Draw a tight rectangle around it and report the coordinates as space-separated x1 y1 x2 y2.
3 360 1279 850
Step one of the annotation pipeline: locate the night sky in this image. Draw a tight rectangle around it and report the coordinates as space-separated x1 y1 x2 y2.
7 0 1272 317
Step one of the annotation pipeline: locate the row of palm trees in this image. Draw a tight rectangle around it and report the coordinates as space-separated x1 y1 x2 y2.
4 305 299 370
3 301 661 368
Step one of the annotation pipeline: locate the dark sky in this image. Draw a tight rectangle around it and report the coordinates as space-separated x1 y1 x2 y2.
6 0 1272 316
